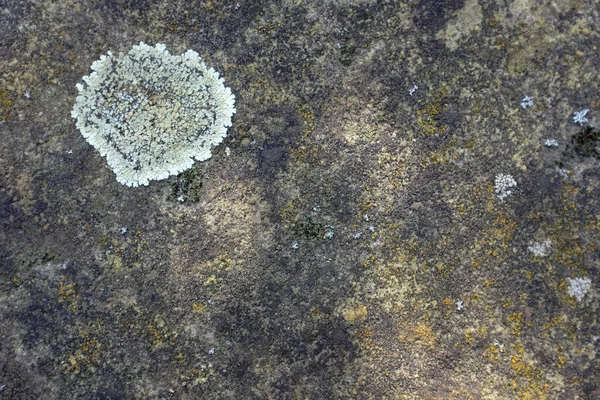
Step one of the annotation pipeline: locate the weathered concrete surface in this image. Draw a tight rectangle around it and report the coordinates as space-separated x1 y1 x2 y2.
1 0 599 398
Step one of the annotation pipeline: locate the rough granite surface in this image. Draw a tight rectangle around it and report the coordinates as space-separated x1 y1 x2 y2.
1 0 599 399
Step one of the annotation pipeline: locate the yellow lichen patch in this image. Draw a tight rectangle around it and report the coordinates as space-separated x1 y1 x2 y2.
203 275 219 286
376 151 410 191
355 328 379 355
420 137 461 168
483 343 500 362
584 214 600 231
399 323 437 350
290 104 320 162
168 244 237 297
468 209 518 273
541 314 578 342
192 303 206 313
507 311 525 336
464 329 475 345
541 315 564 333
554 241 586 270
310 307 323 318
147 316 176 349
0 88 13 120
232 63 294 106
342 304 368 322
483 278 496 288
509 344 550 399
556 347 568 369
435 262 455 278
417 85 448 136
442 297 455 309
561 182 580 211
279 197 304 229
64 329 101 374
182 366 214 386
298 104 315 140
57 275 78 312
448 388 476 400
106 253 123 271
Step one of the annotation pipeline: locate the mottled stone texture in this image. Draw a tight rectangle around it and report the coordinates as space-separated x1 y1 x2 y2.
1 0 599 399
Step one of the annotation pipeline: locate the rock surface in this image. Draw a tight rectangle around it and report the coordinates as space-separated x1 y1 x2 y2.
1 0 599 398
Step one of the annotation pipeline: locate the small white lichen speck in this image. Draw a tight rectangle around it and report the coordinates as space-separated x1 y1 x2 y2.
72 43 236 187
567 277 592 302
572 109 589 125
494 173 517 201
520 95 533 109
493 339 504 352
527 240 552 257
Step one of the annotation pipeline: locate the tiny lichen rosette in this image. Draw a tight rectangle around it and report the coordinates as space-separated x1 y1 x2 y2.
71 43 235 187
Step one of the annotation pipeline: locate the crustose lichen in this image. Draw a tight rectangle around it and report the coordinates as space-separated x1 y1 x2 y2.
71 43 235 187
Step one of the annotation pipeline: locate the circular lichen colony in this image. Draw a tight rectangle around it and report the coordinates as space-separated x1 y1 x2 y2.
71 42 235 187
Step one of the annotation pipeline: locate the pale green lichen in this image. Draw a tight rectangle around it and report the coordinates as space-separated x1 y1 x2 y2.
72 42 235 187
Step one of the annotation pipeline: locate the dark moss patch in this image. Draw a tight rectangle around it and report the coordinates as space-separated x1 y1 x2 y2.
339 42 357 66
571 126 600 159
170 167 203 202
292 216 328 239
413 0 465 33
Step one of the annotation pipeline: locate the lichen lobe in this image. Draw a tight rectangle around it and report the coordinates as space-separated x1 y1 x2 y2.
72 42 236 187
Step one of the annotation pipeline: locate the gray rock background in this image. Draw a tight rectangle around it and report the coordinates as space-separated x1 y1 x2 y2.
1 0 599 398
